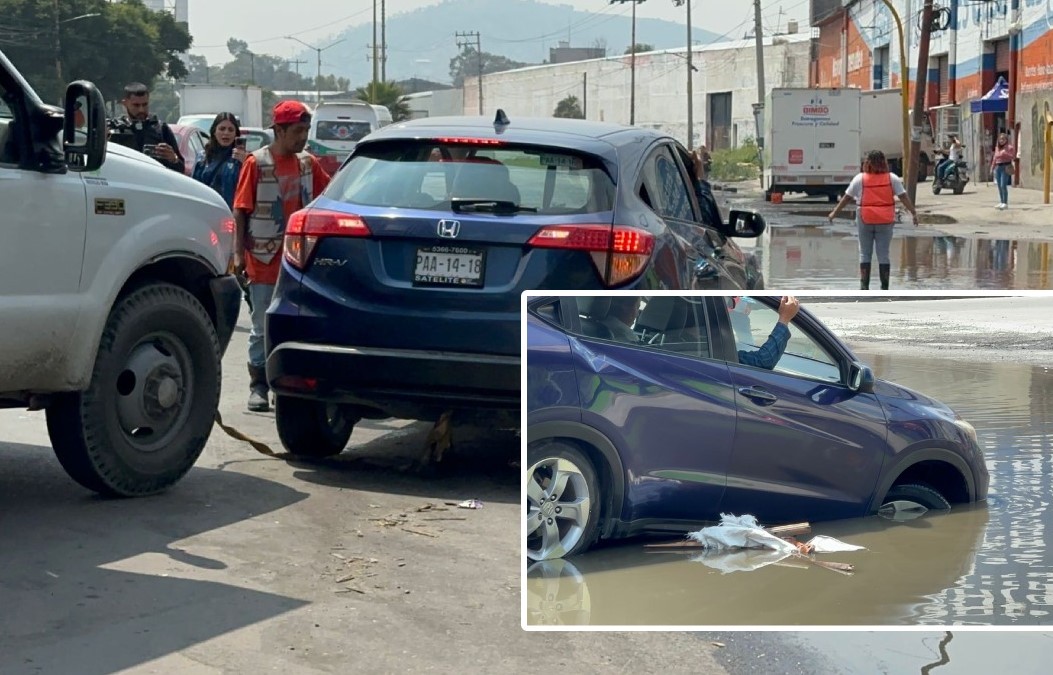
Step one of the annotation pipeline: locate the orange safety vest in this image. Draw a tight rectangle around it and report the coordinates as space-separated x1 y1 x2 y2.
859 172 896 225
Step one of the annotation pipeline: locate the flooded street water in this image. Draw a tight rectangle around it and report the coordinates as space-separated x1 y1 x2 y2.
525 350 1053 627
756 225 1053 290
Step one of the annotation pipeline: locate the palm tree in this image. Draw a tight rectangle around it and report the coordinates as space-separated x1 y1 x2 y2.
355 81 411 121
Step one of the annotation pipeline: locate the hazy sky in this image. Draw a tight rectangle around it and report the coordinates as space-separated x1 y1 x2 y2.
187 0 811 64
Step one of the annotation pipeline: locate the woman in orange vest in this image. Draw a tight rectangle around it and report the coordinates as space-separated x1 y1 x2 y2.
828 150 919 290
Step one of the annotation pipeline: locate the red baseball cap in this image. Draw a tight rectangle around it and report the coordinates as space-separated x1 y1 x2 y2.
272 100 312 126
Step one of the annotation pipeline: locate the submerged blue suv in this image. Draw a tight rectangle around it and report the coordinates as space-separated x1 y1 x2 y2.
266 115 765 456
525 295 990 560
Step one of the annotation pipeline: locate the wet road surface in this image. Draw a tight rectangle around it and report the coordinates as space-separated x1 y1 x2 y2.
525 351 1053 627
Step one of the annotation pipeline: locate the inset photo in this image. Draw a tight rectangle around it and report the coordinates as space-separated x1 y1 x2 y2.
522 293 1053 628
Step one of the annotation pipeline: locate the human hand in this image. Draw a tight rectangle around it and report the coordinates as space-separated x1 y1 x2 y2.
232 250 245 275
233 147 248 163
155 142 178 163
911 211 919 226
777 296 800 325
827 211 836 223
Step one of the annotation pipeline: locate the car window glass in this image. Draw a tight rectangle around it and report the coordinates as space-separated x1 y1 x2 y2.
564 296 712 359
641 146 695 221
330 141 615 215
0 80 21 165
730 297 841 382
315 120 372 142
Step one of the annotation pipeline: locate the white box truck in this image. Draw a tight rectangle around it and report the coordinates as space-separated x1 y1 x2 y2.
860 89 938 180
763 87 862 202
176 83 263 128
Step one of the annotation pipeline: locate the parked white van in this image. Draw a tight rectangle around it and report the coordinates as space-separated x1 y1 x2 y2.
307 100 389 174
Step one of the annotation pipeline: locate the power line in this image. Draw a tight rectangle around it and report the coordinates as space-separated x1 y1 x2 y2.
455 31 483 115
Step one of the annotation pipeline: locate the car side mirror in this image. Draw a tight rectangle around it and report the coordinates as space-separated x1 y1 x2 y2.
724 209 767 238
848 362 876 394
63 80 107 172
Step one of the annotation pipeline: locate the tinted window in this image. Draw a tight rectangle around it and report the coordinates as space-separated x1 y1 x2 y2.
315 120 372 142
327 141 615 215
242 130 270 152
565 296 712 359
642 146 695 221
730 297 840 382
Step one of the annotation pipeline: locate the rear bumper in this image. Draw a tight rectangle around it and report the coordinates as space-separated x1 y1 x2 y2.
266 342 520 419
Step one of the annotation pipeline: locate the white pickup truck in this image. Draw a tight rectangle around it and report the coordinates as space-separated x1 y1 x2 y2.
0 50 240 496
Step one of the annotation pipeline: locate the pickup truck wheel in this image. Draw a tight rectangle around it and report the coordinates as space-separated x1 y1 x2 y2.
46 283 220 497
274 395 357 457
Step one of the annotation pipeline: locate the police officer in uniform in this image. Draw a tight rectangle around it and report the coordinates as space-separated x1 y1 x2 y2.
107 82 185 173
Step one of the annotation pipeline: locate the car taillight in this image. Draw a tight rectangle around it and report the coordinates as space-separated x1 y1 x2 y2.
527 225 654 287
283 208 371 270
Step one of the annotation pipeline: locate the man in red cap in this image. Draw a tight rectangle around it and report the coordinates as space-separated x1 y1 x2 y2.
233 100 331 412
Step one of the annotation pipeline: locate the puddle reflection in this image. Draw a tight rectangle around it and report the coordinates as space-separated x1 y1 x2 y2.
525 354 1053 626
755 227 1053 289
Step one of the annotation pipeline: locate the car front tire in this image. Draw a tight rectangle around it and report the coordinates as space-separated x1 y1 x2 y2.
526 441 602 561
882 483 951 511
46 283 220 497
275 395 357 457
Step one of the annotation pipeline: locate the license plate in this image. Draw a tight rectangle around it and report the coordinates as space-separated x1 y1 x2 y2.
413 246 485 287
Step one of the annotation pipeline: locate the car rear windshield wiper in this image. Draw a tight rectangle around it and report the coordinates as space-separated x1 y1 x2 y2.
450 198 538 215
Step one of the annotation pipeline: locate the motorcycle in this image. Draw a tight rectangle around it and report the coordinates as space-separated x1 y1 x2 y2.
932 159 970 195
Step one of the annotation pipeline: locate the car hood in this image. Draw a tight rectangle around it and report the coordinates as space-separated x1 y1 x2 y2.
873 377 957 418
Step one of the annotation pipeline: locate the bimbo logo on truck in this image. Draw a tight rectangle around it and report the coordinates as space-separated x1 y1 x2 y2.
803 104 830 115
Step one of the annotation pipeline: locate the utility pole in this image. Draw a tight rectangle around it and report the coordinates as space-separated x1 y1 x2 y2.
287 58 308 99
685 0 694 149
456 31 483 115
381 0 387 82
52 0 62 87
610 1 645 126
906 0 936 204
753 0 766 184
583 72 587 118
286 37 346 106
372 0 379 100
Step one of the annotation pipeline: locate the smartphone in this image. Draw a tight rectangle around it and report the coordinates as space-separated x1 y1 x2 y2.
234 136 247 149
142 143 157 157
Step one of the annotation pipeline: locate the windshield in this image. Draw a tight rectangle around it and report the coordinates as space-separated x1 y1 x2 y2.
314 120 372 142
326 141 615 215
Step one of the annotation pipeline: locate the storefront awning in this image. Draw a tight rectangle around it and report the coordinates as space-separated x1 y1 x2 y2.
970 76 1009 114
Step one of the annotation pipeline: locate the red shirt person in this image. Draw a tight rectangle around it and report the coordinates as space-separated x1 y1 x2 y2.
232 100 331 412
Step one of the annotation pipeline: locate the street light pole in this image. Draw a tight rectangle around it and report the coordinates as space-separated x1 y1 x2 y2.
286 36 346 106
610 0 646 126
51 7 100 96
685 0 694 149
878 0 910 181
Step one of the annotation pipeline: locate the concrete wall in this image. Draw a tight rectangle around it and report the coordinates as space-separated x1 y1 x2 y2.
462 35 812 148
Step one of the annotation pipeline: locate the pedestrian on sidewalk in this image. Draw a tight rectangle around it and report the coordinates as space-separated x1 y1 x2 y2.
827 150 918 290
233 100 331 412
990 132 1015 210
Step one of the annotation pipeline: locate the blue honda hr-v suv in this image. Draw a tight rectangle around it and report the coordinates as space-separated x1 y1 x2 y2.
525 295 990 560
265 114 766 456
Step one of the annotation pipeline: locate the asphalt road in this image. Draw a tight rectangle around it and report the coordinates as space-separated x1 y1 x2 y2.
0 314 726 674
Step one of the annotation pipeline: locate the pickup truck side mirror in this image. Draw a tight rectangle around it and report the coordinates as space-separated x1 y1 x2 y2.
848 362 876 394
723 209 767 239
63 80 106 172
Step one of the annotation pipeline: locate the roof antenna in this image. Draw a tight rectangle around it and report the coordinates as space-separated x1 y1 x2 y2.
494 108 510 128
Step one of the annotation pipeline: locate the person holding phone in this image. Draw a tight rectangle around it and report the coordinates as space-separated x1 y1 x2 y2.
192 112 247 209
108 82 185 173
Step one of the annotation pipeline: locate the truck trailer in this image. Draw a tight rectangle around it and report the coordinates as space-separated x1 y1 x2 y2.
763 87 862 202
177 83 263 128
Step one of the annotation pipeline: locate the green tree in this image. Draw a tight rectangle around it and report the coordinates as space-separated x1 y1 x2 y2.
0 0 191 103
553 95 584 119
448 48 530 87
624 43 654 54
355 81 411 122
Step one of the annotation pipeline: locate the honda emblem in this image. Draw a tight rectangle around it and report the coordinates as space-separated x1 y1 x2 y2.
437 219 461 239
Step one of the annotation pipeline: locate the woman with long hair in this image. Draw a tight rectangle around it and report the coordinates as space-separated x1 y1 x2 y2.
828 150 919 290
990 132 1015 210
192 112 246 209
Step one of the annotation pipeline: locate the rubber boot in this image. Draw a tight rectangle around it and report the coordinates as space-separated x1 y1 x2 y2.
247 363 270 412
879 264 891 291
859 263 872 291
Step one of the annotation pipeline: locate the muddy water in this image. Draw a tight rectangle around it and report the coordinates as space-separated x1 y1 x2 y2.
754 225 1053 289
525 352 1053 626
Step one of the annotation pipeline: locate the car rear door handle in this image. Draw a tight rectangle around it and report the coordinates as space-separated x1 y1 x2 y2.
738 386 778 404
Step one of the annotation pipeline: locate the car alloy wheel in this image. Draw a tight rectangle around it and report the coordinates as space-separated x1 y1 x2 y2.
526 442 599 561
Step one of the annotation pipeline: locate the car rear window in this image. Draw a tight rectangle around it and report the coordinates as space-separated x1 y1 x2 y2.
326 141 616 215
315 120 372 142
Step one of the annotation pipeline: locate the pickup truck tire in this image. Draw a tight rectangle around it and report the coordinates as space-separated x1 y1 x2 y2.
46 283 221 497
275 395 357 457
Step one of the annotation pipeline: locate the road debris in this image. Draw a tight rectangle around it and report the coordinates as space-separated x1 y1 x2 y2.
678 514 864 575
456 499 483 509
401 527 438 538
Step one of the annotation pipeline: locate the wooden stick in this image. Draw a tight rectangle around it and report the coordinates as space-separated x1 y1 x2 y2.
402 527 438 538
